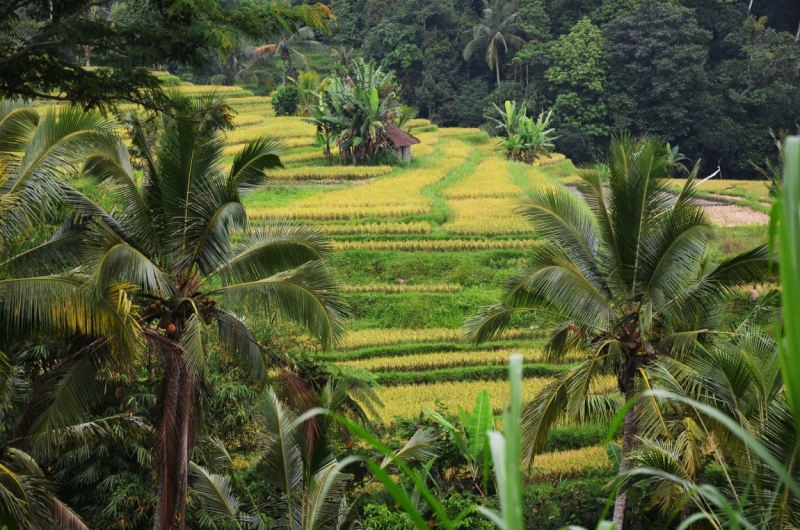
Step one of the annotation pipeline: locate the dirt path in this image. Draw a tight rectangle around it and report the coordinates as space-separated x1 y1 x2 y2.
565 186 769 227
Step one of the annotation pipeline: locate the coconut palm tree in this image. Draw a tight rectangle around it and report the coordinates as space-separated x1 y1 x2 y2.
254 27 328 86
464 135 773 530
461 0 526 87
190 384 437 529
618 322 799 528
0 96 348 530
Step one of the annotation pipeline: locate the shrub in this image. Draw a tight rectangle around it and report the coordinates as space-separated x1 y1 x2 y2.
271 85 300 116
524 478 670 530
361 504 415 530
554 124 598 166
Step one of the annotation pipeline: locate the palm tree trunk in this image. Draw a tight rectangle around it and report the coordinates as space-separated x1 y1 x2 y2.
495 57 501 87
613 357 640 530
154 346 196 530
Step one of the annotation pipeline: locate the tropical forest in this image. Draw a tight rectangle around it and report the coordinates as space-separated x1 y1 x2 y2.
1 0 800 529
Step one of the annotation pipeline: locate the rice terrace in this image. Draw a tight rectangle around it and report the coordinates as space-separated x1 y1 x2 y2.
1 1 799 529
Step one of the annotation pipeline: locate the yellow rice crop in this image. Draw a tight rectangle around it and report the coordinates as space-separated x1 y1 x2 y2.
150 70 171 77
534 153 567 166
443 198 531 235
332 239 535 252
222 136 314 156
340 348 575 372
338 327 536 350
174 84 249 95
231 114 266 127
281 151 323 164
227 96 273 106
224 119 316 143
341 284 462 294
411 143 435 158
266 165 393 181
314 222 431 235
256 141 471 220
404 118 432 129
520 164 550 187
443 157 521 198
370 376 616 420
438 127 482 137
414 132 440 146
530 446 611 475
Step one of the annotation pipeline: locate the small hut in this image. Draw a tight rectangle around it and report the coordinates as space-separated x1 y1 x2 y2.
384 124 420 162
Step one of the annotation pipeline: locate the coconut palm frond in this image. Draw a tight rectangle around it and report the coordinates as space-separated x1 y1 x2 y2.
214 309 269 383
22 340 107 451
229 135 284 187
0 215 85 277
0 275 140 356
259 389 303 495
0 100 38 158
380 429 440 472
463 302 518 344
189 461 243 528
209 220 332 286
220 260 348 350
82 220 175 297
521 373 569 468
53 498 91 530
304 459 354 530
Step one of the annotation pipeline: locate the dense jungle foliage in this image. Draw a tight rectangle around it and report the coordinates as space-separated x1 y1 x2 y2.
1 1 800 530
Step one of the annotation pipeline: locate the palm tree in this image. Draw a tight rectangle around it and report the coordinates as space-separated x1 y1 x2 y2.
254 27 328 85
464 135 773 530
461 0 526 87
619 322 799 528
190 384 437 529
0 96 348 530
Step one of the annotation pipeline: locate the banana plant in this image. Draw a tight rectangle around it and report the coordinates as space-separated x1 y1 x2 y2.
424 390 494 493
486 100 526 137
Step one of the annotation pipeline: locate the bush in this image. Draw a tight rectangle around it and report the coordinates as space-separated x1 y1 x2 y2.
361 494 495 530
539 424 609 452
271 85 300 116
361 504 415 530
524 478 670 530
554 124 599 166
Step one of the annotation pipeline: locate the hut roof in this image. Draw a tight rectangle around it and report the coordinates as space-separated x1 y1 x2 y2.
384 124 421 147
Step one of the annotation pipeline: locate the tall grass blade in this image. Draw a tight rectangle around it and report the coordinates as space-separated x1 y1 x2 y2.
778 136 800 439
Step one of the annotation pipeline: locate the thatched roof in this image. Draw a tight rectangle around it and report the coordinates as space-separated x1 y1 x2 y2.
384 124 421 147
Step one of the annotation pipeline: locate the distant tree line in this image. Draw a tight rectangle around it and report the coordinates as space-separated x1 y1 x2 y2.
325 0 800 177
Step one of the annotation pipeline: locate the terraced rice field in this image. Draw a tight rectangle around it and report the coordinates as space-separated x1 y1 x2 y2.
164 78 770 475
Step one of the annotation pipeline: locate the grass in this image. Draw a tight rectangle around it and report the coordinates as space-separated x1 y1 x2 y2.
330 248 526 288
346 289 503 329
341 283 461 293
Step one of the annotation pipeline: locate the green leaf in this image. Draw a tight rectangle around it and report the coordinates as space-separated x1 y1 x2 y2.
468 390 492 461
779 136 800 441
606 443 621 475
